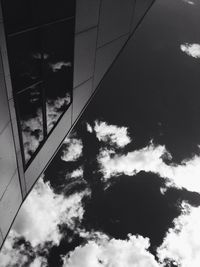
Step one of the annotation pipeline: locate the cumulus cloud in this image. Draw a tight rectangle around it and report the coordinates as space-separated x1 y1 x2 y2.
47 93 71 132
0 176 91 266
98 142 200 193
182 0 195 4
49 61 72 72
21 109 43 163
98 144 170 180
157 203 200 267
63 234 159 267
86 123 93 133
0 231 31 267
87 121 131 148
12 178 90 247
30 257 47 267
180 43 200 58
61 136 83 162
22 92 71 162
0 230 48 267
70 168 84 179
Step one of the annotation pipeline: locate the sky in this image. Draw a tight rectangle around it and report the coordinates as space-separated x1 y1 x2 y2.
1 0 200 266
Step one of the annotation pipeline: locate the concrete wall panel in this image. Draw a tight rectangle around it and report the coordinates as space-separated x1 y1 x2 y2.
0 1 2 22
94 34 128 90
97 0 134 47
0 123 18 198
0 23 7 53
0 230 3 247
76 0 101 33
131 0 154 32
74 28 97 87
0 73 10 134
8 98 26 198
0 171 22 238
72 79 93 123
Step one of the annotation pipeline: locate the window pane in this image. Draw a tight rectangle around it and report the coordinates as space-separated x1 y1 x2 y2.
42 20 74 62
16 83 44 164
8 29 42 92
35 0 75 26
2 0 75 34
42 20 74 133
46 70 72 133
2 0 35 34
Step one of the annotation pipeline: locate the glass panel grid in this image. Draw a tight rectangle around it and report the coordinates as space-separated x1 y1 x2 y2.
3 3 75 168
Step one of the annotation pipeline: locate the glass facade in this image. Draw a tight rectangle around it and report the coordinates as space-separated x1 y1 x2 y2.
2 1 75 167
2 0 75 34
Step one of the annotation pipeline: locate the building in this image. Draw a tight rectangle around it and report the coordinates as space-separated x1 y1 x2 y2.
0 0 154 248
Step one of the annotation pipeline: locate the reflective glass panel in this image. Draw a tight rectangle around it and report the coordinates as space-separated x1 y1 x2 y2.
45 69 72 133
8 29 42 92
42 20 74 132
35 0 75 26
2 0 35 34
5 10 75 167
2 0 75 34
16 83 44 164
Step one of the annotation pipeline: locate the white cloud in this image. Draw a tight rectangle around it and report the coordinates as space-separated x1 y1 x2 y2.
70 168 84 179
0 231 30 267
12 178 90 247
63 234 159 267
0 230 48 267
89 121 131 148
165 154 200 193
180 43 200 58
49 61 72 72
47 93 71 132
182 0 195 5
97 144 171 180
22 92 71 163
98 142 200 193
61 136 83 162
29 257 47 267
21 109 43 163
86 123 93 133
157 203 200 267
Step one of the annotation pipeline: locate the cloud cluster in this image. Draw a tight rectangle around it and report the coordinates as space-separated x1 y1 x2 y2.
98 144 169 180
22 92 71 163
12 178 89 247
0 231 31 267
157 203 200 267
21 109 43 163
180 43 200 58
0 176 91 266
70 168 84 179
87 121 131 148
98 142 200 193
61 136 83 162
63 234 159 267
182 0 195 5
49 61 72 72
0 230 48 267
47 93 71 132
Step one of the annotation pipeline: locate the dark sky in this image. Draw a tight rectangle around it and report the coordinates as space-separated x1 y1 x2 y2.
45 0 200 265
1 0 200 266
85 0 200 163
